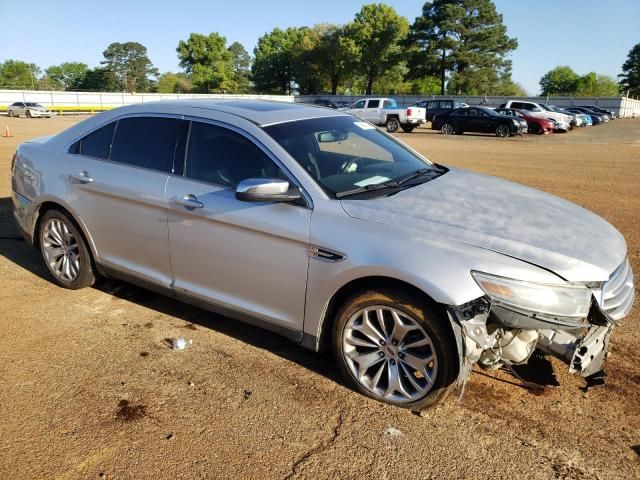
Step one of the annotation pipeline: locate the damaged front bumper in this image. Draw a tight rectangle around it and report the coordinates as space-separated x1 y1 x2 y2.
449 261 634 386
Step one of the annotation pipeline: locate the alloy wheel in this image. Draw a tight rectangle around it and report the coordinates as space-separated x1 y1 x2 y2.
496 124 509 137
441 123 454 135
41 218 81 282
386 118 399 133
342 306 438 403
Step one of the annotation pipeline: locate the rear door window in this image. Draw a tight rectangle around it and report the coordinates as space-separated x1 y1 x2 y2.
367 100 380 108
439 100 453 109
110 116 179 173
427 101 438 110
72 122 116 159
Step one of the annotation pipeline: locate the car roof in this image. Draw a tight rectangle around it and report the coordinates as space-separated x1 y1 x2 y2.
110 99 346 127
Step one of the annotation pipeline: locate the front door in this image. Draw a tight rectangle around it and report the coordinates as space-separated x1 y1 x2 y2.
166 120 311 332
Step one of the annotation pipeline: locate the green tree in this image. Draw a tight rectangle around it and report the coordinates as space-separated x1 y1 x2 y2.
619 42 640 97
228 41 252 93
576 72 620 96
44 62 88 90
315 24 357 94
157 72 193 93
101 42 158 92
539 66 579 95
177 33 233 93
346 4 409 95
252 27 301 94
408 0 517 95
76 67 119 92
0 60 40 89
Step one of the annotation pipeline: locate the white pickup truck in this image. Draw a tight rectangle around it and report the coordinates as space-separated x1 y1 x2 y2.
344 98 426 133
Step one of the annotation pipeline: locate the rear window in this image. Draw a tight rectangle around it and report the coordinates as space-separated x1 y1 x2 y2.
71 122 116 159
427 101 438 110
110 117 179 172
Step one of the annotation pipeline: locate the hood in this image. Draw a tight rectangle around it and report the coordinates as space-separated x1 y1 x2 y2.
341 168 626 282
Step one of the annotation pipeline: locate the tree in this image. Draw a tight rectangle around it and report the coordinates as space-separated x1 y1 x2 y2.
313 24 357 95
619 42 640 97
539 66 579 95
75 67 119 92
44 62 88 90
228 42 252 93
177 33 233 93
346 4 409 95
157 72 193 93
408 0 518 95
0 60 40 89
101 42 158 92
252 27 301 94
576 73 620 96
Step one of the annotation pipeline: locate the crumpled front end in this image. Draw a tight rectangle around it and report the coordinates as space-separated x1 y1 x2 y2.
451 258 635 385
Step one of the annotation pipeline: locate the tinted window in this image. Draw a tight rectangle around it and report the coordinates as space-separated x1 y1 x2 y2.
440 101 453 109
74 122 116 159
367 100 380 108
511 102 523 109
110 117 178 172
186 122 280 188
427 101 438 109
452 108 468 116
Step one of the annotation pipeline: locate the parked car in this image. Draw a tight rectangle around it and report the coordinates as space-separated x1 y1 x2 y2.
345 98 426 132
565 107 604 125
413 99 469 123
494 108 555 134
11 100 634 410
7 102 55 118
581 105 616 119
499 100 572 131
312 99 339 109
576 106 611 122
433 106 527 137
546 105 590 127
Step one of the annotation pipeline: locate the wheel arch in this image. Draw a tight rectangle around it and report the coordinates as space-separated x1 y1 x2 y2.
316 275 454 354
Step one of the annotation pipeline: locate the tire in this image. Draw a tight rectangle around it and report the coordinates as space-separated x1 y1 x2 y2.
38 209 96 289
495 123 510 137
8 110 14 117
528 123 542 135
441 123 454 135
400 125 415 133
333 288 458 410
26 110 32 118
386 117 400 133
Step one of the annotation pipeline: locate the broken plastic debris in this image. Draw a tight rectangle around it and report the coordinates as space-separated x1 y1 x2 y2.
384 426 403 437
172 337 193 350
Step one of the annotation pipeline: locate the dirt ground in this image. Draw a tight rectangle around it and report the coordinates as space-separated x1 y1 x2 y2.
0 115 638 479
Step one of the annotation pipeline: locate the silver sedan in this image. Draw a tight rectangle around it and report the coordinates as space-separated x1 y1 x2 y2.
7 101 54 118
10 100 635 409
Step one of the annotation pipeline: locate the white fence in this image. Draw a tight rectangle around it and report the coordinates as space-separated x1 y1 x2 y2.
297 94 640 118
0 89 295 109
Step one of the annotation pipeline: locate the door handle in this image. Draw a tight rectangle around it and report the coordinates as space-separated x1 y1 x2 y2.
174 194 204 209
69 172 94 184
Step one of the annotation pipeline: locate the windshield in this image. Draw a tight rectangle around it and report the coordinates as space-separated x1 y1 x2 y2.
264 116 440 198
25 102 42 107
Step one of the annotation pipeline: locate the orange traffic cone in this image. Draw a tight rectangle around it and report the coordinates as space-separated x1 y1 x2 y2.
2 125 13 137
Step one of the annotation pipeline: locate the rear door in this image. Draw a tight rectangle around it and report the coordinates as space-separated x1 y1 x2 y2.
66 115 180 285
363 99 381 123
165 119 311 332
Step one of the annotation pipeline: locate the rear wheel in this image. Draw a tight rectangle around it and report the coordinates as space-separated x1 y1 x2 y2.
441 123 454 135
401 125 415 133
39 210 96 289
528 123 542 135
333 289 458 410
386 117 400 133
495 123 510 137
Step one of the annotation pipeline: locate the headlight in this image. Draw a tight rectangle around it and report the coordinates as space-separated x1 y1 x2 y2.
471 271 591 318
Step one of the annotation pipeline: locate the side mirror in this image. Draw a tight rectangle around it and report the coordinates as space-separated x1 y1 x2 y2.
235 178 301 203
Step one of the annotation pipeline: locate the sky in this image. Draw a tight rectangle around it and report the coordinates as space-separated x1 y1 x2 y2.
1 0 638 95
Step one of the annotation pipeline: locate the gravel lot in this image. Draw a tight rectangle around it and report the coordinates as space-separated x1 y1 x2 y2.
0 115 638 479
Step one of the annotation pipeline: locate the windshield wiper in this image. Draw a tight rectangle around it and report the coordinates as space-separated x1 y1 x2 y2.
336 167 443 199
390 167 436 186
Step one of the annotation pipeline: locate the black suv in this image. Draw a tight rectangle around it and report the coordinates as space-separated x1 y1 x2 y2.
414 99 469 122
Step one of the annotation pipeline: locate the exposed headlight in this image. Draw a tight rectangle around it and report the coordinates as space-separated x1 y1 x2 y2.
471 271 591 318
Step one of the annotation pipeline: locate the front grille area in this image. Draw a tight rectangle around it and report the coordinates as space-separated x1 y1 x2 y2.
601 258 635 321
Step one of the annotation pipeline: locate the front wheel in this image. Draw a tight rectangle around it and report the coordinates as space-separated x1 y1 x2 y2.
39 210 96 289
495 124 510 137
333 289 458 410
386 117 400 133
441 123 454 135
528 123 542 135
25 110 32 118
401 125 415 133
8 110 14 117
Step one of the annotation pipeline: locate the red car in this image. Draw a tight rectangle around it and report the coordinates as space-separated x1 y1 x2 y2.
494 108 555 134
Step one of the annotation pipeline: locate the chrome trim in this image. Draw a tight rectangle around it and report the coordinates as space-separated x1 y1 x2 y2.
599 258 635 321
308 245 346 262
